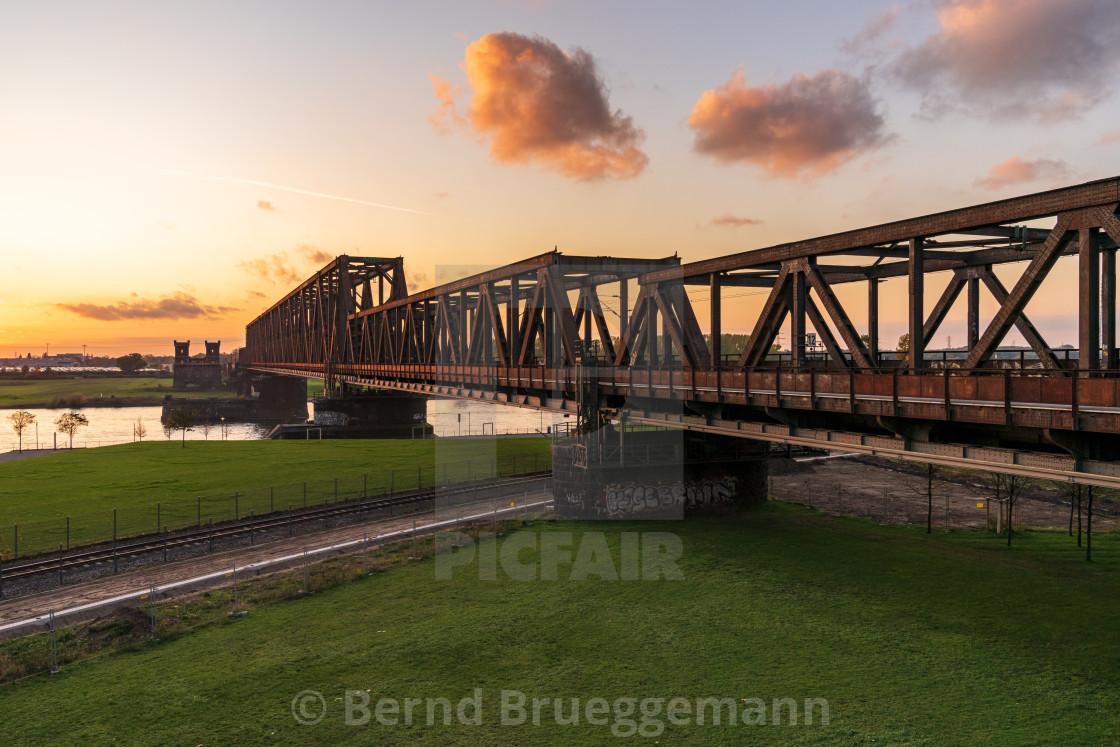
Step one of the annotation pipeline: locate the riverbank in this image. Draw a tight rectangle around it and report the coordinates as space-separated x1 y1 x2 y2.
0 377 240 409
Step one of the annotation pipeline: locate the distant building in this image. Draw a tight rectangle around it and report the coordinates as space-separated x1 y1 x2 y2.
173 340 223 389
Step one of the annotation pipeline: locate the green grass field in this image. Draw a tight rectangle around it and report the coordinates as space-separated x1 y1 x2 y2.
1 506 1118 744
0 377 240 409
0 439 553 557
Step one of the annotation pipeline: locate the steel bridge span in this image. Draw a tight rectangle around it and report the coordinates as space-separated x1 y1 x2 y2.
244 176 1120 487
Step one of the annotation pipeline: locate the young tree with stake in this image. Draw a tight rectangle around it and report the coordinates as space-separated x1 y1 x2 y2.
54 411 89 449
8 410 35 452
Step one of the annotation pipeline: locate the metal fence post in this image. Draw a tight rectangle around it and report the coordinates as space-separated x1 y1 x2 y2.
234 492 239 520
411 520 418 559
208 517 213 552
270 486 274 514
150 584 158 636
112 510 117 573
49 610 59 674
250 511 255 545
229 565 246 617
58 544 64 586
13 524 17 559
66 516 70 551
303 481 307 509
362 535 368 575
289 505 293 535
157 502 160 535
197 496 201 527
302 549 311 595
163 526 168 563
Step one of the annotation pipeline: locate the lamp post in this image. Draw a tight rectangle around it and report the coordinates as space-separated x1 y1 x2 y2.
220 416 226 440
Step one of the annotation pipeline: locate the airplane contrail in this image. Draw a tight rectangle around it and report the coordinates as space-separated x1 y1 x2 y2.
87 160 443 217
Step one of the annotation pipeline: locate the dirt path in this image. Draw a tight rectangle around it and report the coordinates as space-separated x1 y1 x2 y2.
770 455 1120 531
0 488 550 628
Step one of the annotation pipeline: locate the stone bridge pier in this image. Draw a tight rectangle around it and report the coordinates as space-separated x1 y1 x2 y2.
552 427 767 519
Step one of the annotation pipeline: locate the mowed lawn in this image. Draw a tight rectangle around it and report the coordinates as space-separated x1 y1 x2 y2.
2 507 1119 744
0 377 238 408
0 439 552 557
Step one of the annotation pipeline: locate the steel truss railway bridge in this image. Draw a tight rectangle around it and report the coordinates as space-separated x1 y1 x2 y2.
244 177 1120 487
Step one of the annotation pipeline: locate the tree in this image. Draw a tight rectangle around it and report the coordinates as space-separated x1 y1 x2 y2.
166 408 197 446
896 333 910 361
8 410 35 452
55 411 89 449
904 462 937 533
162 421 174 440
133 416 147 442
200 420 213 440
115 353 146 373
990 473 1025 546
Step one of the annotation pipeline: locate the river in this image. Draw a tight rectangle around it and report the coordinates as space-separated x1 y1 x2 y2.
1 398 566 451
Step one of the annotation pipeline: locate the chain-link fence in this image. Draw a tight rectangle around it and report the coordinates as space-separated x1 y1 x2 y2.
0 493 553 684
1 452 550 561
767 455 1120 534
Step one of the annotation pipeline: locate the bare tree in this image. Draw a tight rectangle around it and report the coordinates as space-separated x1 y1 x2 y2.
133 416 147 443
904 462 937 533
1086 485 1094 563
1002 474 1025 547
166 408 197 447
162 421 174 440
54 411 89 449
200 420 213 440
8 410 35 452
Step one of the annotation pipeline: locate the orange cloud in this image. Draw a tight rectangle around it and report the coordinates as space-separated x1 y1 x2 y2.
974 156 1069 189
238 245 333 284
297 245 332 264
891 0 1120 121
238 253 301 284
709 213 763 228
257 200 276 210
688 69 889 178
429 32 648 181
55 293 237 321
1099 130 1120 146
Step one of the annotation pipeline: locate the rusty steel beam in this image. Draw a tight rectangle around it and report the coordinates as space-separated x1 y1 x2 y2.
923 272 966 347
1080 227 1101 371
642 176 1120 284
965 214 1075 369
801 261 873 369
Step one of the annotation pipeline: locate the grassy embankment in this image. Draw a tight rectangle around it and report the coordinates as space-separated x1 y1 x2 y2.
0 377 240 409
0 438 553 557
1 505 1118 743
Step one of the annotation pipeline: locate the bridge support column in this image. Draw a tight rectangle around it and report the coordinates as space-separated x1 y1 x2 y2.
868 278 879 365
1080 227 1100 372
1103 246 1116 369
967 277 980 350
710 273 722 368
909 237 925 371
791 269 806 366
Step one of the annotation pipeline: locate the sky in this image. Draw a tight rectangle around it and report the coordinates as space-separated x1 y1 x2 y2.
2 0 1119 357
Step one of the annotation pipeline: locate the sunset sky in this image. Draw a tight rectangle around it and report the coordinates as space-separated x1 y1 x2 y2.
3 0 1119 357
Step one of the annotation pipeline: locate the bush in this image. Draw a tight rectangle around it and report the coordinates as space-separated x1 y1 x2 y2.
49 393 88 408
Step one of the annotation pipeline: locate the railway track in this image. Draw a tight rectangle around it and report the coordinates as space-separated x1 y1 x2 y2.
0 472 550 594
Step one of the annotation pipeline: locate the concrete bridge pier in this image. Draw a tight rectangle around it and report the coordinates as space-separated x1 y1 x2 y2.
552 427 767 519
